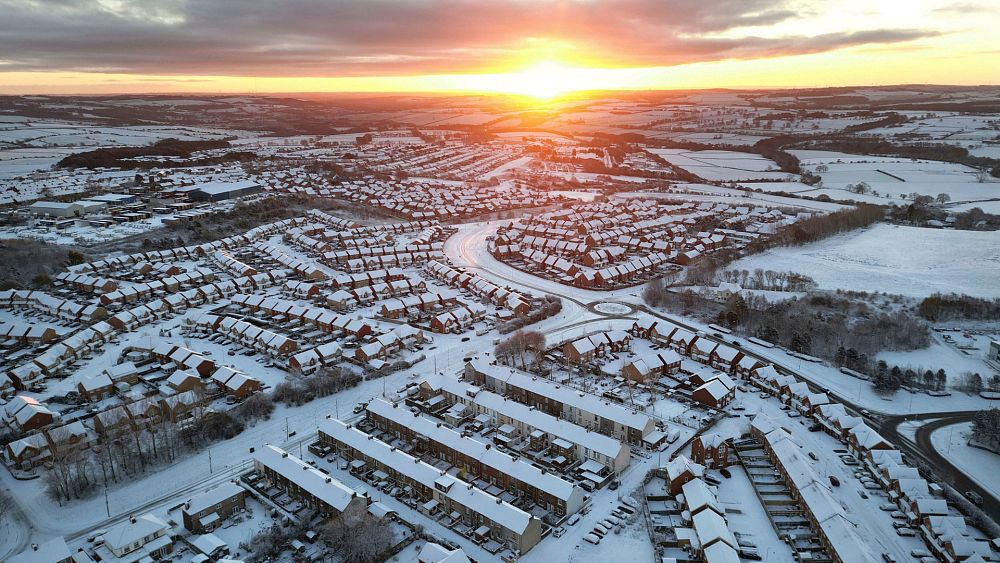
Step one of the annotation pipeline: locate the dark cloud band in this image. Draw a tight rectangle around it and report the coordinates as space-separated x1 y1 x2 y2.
0 0 937 75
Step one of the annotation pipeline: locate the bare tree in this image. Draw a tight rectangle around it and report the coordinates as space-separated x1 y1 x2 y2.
495 330 546 370
322 503 394 563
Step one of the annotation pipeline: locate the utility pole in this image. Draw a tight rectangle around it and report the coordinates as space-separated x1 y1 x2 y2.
209 449 213 474
285 417 290 441
104 485 111 517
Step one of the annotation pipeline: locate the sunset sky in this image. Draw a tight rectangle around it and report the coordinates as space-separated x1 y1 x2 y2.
1 0 998 96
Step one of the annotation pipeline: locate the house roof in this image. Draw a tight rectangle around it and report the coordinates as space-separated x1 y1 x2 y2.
183 482 243 516
254 445 358 512
6 537 72 563
102 513 169 551
320 419 535 535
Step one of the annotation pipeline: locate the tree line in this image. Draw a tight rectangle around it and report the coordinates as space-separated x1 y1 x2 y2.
917 293 1000 322
57 138 233 169
717 269 817 292
749 204 885 249
45 399 244 502
715 293 929 373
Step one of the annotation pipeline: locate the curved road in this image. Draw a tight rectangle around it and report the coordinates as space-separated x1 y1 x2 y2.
447 219 1000 523
880 412 999 522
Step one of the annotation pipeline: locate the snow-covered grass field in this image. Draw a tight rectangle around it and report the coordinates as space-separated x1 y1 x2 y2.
0 119 242 149
727 223 1000 298
877 331 998 385
930 422 1000 496
790 150 1000 204
648 148 797 182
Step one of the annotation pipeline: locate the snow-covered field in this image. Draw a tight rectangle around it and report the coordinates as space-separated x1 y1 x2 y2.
649 148 797 182
790 150 1000 204
877 331 998 384
930 422 1000 495
0 119 242 149
728 223 1000 298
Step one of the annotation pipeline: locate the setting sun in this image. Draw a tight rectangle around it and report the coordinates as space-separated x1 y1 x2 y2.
503 61 589 99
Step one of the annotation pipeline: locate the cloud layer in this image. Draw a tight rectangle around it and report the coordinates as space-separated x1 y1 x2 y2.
0 0 937 76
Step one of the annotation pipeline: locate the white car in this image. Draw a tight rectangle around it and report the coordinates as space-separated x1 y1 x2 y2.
583 533 601 545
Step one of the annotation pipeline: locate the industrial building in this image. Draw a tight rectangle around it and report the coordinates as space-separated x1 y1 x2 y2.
186 180 263 202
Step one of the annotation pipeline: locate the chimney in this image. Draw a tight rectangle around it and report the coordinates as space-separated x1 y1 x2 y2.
31 544 39 552
129 515 137 524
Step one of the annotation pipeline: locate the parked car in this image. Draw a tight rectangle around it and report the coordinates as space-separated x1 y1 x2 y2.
966 490 983 505
567 514 580 526
829 476 840 487
896 527 916 537
720 468 732 479
609 480 620 491
553 527 566 538
583 533 600 545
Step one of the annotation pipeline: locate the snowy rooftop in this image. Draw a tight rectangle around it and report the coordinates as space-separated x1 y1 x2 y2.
320 418 535 535
425 375 627 460
254 445 358 513
367 399 582 505
469 360 654 434
183 482 244 517
5 537 72 563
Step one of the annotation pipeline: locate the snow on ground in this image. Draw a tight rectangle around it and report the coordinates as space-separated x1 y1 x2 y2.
877 332 997 386
738 181 820 194
481 155 534 179
948 200 1000 214
616 187 850 212
648 148 798 182
930 422 1000 496
716 465 796 562
789 149 1000 204
739 337 999 414
728 223 1000 298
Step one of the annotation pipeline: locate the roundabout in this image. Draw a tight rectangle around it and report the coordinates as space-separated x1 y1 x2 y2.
589 301 636 316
